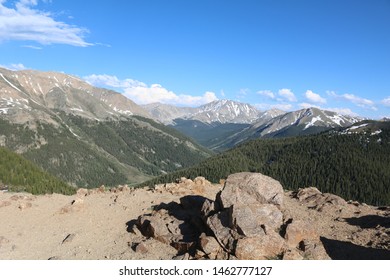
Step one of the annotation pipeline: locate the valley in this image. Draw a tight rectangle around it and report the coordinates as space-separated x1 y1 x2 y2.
0 68 212 188
0 67 389 261
1 67 389 205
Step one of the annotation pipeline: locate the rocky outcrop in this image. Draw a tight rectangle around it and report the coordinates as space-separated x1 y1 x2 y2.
135 172 331 259
154 177 216 197
136 199 208 255
219 172 284 208
294 187 347 212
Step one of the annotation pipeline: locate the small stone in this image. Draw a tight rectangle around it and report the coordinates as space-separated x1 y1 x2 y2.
282 248 304 260
285 220 319 248
121 186 130 192
71 198 84 205
0 201 11 208
98 185 106 193
18 202 32 210
295 187 322 201
62 233 76 244
135 242 148 254
200 199 215 219
0 236 10 247
194 177 207 185
76 188 88 197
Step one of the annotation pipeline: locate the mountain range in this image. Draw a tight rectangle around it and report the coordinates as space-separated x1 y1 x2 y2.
0 67 211 188
143 99 362 150
0 66 380 192
142 99 262 125
213 107 363 150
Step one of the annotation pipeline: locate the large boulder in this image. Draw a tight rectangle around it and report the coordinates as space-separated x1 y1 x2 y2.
219 172 284 208
133 173 333 260
137 205 201 253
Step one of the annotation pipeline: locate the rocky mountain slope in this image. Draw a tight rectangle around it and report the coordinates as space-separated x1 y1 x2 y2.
143 99 262 125
169 107 286 151
142 103 197 125
0 68 212 187
145 100 362 151
0 67 151 123
213 107 363 149
1 172 388 260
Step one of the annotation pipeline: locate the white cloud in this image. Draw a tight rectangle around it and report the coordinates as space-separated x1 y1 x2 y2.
0 0 91 46
299 103 320 109
254 103 292 111
236 88 249 99
0 63 27 70
22 44 43 49
327 91 377 110
84 74 218 106
299 102 359 116
84 74 146 89
326 107 359 117
278 88 297 102
257 90 275 99
305 90 326 104
381 97 390 107
239 88 249 95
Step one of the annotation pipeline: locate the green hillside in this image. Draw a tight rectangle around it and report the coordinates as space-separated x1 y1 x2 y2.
0 114 213 188
141 121 390 206
0 146 75 195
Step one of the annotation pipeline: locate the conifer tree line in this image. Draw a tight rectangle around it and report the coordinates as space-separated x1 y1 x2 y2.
0 147 75 195
141 123 390 206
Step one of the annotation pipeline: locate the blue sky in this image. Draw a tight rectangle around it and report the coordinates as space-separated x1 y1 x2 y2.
0 0 389 118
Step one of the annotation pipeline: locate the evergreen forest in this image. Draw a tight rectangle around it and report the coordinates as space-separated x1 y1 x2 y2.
0 146 75 195
141 121 390 206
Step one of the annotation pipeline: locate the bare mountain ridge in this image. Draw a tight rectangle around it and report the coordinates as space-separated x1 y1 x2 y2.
213 107 363 149
143 99 264 125
0 68 211 187
0 67 151 124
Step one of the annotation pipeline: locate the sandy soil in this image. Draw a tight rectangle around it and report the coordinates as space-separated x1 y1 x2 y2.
0 187 202 260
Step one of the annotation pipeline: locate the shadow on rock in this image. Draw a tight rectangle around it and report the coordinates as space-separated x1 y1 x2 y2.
126 219 138 233
135 195 213 255
345 215 390 229
321 237 390 260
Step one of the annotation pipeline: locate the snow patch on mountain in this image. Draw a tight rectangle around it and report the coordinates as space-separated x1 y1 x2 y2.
304 116 323 129
0 73 22 93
